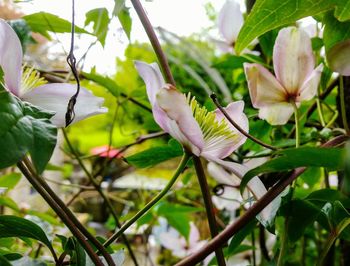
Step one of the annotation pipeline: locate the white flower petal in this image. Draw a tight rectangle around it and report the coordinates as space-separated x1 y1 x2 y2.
134 61 165 106
258 103 294 125
218 0 244 44
273 27 314 95
22 83 108 127
157 85 204 154
244 63 287 108
298 64 323 102
0 19 22 96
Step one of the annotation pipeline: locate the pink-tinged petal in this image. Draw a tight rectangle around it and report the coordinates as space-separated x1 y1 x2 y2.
0 19 22 96
211 38 234 54
273 27 314 95
217 0 243 45
244 63 287 108
134 61 165 106
21 83 107 127
327 40 350 76
258 103 294 125
212 159 281 227
188 223 200 244
216 101 248 157
298 64 323 102
208 161 241 186
157 85 204 154
159 231 187 258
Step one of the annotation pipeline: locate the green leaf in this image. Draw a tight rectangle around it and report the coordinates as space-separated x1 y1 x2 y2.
0 197 20 212
156 202 202 239
235 0 346 54
0 215 55 258
85 8 110 47
0 255 11 266
0 89 57 173
112 0 132 39
126 140 183 168
306 189 350 208
241 147 345 192
117 9 132 40
324 12 350 52
113 0 126 16
281 199 321 242
227 219 256 255
0 173 21 190
82 71 121 98
23 12 89 40
334 1 350 21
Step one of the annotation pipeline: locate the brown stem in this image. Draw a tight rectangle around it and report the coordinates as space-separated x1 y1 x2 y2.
175 135 348 265
130 0 176 86
193 156 226 266
17 162 103 265
22 158 115 266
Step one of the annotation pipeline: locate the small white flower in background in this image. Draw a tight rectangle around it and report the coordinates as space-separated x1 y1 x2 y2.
208 157 282 227
215 0 244 54
0 19 107 127
159 222 207 258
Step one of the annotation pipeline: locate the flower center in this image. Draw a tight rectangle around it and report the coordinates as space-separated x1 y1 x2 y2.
20 66 47 95
187 93 237 143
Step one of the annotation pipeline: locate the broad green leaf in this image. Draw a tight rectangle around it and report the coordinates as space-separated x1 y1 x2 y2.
0 173 21 190
323 13 350 52
235 0 348 53
163 213 190 240
23 12 89 40
227 219 256 255
85 8 110 47
3 253 22 261
82 71 121 98
0 255 11 266
156 202 202 239
112 0 132 39
156 202 203 215
241 147 345 191
113 0 126 16
0 197 20 212
306 189 350 208
24 103 57 174
126 140 183 168
0 215 55 258
118 9 132 40
281 199 321 242
0 88 57 173
335 1 350 21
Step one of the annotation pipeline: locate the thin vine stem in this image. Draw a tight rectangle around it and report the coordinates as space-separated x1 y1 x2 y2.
339 75 350 134
17 161 103 266
291 101 300 148
211 93 278 150
193 156 226 266
62 129 139 266
22 157 115 266
103 152 191 247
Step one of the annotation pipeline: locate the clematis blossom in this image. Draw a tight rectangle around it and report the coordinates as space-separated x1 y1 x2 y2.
0 19 107 127
208 158 282 227
215 0 244 54
135 60 279 226
244 27 323 125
